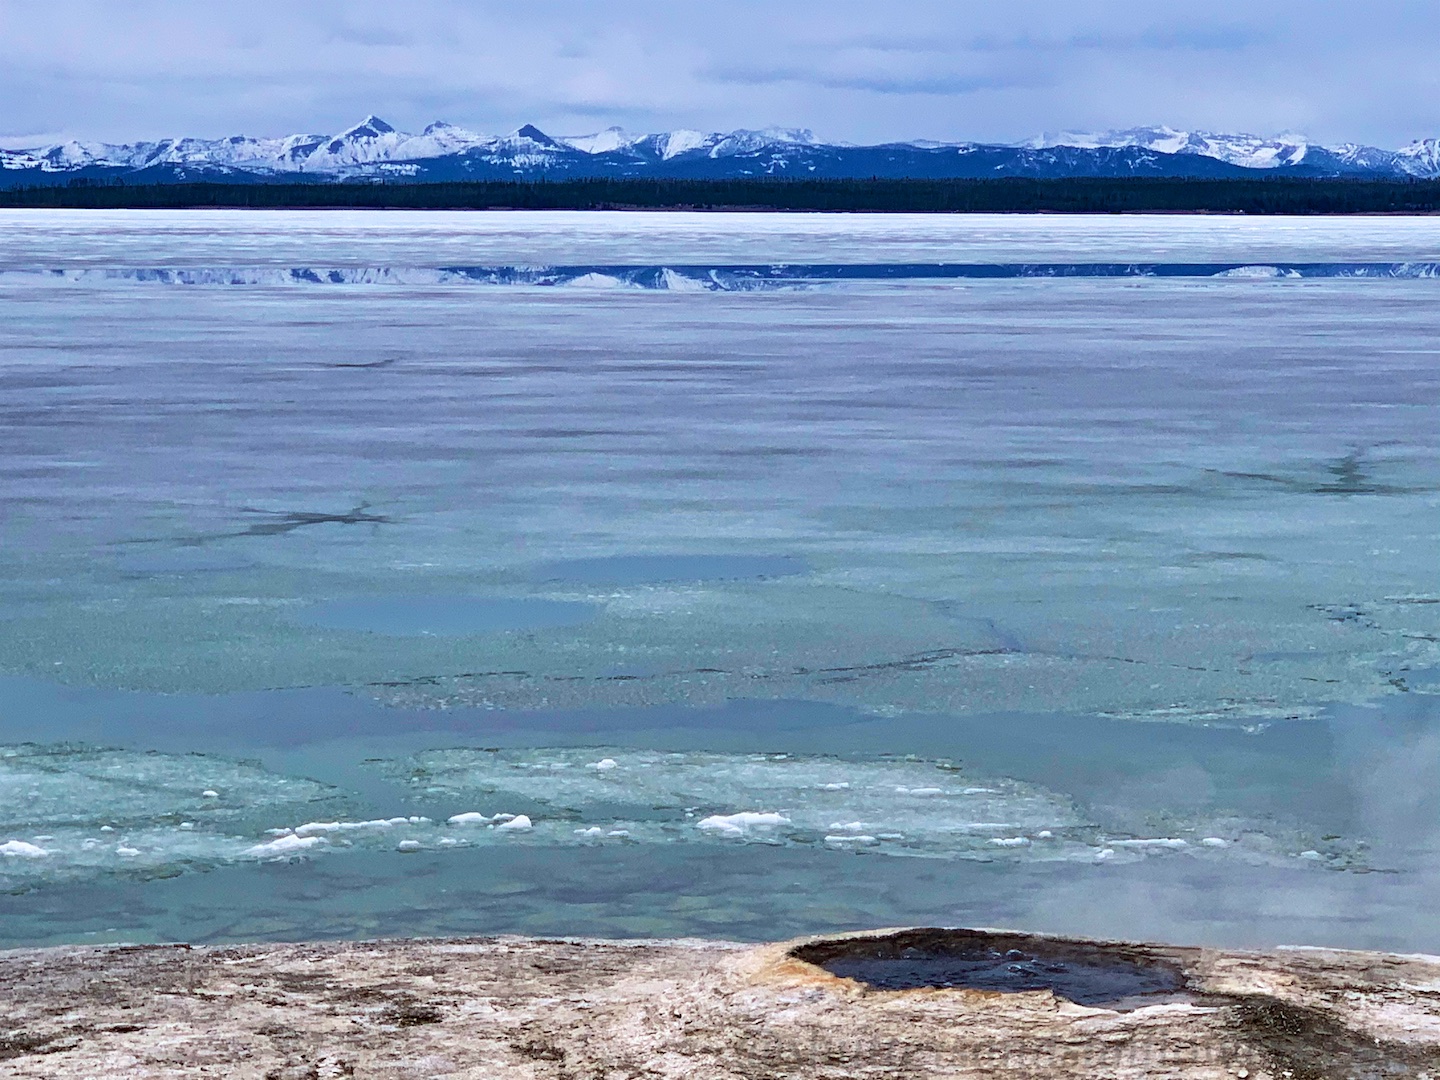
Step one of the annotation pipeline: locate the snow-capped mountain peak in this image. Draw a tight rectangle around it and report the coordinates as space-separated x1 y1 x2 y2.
5 116 1440 185
1395 138 1440 177
1027 126 1316 169
340 115 395 138
560 127 650 155
513 124 560 147
1026 125 1190 153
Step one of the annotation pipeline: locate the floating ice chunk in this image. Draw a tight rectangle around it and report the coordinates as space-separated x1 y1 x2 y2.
990 837 1032 848
293 822 345 836
495 815 533 831
437 837 458 846
1096 848 1115 860
1037 830 1054 839
396 840 422 853
202 790 220 799
827 821 872 832
245 834 323 857
607 830 631 838
294 817 413 837
1298 849 1324 861
448 812 492 826
1201 837 1229 848
1109 838 1188 850
575 827 605 838
589 758 619 771
696 812 791 838
825 834 878 845
817 782 850 791
0 840 49 858
116 846 141 857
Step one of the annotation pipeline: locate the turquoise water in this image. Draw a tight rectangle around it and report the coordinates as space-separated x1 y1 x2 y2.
1 211 1439 952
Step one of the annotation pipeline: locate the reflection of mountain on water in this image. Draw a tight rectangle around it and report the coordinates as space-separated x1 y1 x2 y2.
10 262 1440 289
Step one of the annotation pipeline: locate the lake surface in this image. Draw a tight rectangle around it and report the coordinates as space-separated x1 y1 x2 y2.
1 210 1438 951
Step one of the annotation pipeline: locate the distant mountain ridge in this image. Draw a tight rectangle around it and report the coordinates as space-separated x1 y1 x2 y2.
5 116 1440 187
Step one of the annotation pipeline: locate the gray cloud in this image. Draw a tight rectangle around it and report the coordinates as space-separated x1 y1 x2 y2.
2 1 1439 147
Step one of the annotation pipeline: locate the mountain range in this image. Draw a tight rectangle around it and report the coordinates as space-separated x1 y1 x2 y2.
5 117 1440 187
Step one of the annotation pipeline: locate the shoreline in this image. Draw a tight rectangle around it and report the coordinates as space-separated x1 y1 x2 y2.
4 927 1438 1077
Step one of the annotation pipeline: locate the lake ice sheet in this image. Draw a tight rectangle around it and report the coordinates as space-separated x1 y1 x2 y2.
0 211 1438 950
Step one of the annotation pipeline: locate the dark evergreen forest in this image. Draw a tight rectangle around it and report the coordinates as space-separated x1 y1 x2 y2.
7 176 1440 213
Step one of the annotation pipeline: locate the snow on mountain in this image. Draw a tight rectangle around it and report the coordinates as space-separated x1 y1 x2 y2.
1026 125 1440 179
0 116 573 176
559 126 650 155
1394 139 1440 178
1027 126 1316 170
705 127 818 156
5 115 1440 184
558 126 818 160
0 118 828 175
655 129 708 160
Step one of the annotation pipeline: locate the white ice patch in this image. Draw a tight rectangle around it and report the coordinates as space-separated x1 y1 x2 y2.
375 746 1349 867
447 812 492 826
696 811 790 837
0 743 339 886
0 839 48 858
293 817 426 837
1107 837 1189 851
383 747 1091 861
246 833 324 857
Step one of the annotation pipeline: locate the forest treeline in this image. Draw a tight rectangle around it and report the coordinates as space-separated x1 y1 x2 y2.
6 176 1440 213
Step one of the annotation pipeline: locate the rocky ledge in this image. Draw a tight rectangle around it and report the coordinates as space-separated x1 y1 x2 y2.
2 927 1439 1078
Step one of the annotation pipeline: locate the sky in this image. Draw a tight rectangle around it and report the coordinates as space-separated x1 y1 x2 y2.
4 1 1440 148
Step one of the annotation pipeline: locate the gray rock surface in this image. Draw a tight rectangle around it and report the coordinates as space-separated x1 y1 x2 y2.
2 928 1439 1078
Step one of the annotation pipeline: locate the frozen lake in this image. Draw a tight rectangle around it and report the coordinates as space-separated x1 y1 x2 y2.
0 211 1438 950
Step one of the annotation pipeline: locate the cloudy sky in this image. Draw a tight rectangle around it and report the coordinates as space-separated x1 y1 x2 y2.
3 1 1439 148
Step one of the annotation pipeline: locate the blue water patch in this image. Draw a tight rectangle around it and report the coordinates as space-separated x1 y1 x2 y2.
111 549 255 577
530 553 807 586
295 597 600 637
